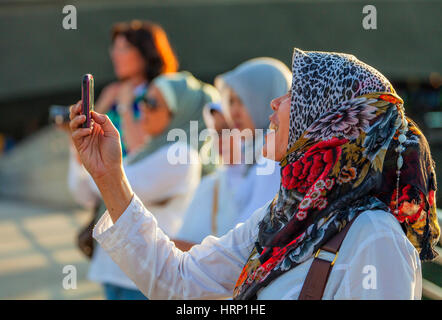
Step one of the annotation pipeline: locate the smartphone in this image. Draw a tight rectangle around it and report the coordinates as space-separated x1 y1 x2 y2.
81 74 94 128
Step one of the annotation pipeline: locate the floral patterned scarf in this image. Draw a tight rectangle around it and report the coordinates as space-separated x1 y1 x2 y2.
233 49 440 300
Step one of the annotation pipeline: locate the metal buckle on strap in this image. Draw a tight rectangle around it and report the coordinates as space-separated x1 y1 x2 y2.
314 249 339 266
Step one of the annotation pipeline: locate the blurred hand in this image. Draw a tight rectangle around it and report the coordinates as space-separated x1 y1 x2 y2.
94 82 120 113
69 100 123 180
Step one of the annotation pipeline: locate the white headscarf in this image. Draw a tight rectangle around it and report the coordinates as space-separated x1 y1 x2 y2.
215 57 292 130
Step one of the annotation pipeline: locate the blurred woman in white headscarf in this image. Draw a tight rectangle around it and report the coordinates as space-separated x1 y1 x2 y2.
173 58 292 250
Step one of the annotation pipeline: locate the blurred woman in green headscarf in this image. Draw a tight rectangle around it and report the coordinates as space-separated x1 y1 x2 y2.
68 71 219 299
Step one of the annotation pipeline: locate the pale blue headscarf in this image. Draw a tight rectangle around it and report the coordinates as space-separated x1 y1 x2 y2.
215 57 292 130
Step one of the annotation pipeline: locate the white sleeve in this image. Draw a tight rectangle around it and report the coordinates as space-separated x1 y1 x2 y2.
334 231 422 300
93 193 269 299
67 148 101 209
123 143 201 204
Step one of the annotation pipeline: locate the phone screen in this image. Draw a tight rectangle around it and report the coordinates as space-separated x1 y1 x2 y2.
81 74 94 128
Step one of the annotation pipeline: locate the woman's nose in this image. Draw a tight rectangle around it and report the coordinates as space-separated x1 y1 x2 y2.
270 97 280 111
229 103 242 118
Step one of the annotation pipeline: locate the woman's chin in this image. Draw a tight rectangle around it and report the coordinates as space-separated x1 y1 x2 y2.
262 132 276 161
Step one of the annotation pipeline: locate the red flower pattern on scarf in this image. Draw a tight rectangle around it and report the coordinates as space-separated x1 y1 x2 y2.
281 137 348 193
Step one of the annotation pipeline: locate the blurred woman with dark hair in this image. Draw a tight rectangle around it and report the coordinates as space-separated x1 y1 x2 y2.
96 20 179 155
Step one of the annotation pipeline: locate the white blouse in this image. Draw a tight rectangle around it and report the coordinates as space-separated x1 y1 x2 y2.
176 158 280 242
93 193 422 299
175 166 239 242
68 142 201 289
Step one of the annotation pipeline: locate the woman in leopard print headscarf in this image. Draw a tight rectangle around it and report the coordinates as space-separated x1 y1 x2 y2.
232 49 440 299
78 48 440 300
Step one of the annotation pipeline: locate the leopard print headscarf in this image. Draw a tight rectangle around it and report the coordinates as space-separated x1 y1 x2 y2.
287 49 392 161
233 48 440 300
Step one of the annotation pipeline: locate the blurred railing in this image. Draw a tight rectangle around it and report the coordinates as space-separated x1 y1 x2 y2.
422 211 442 300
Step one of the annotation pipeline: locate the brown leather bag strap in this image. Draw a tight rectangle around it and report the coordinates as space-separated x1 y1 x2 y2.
298 217 358 300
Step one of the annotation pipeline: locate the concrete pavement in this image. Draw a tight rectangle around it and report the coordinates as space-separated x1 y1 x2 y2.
0 197 103 299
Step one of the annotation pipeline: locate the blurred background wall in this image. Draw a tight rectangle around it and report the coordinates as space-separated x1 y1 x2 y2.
1 0 441 203
1 0 441 133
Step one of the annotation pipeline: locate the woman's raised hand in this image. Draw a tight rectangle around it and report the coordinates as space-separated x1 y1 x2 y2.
70 101 134 222
69 101 123 180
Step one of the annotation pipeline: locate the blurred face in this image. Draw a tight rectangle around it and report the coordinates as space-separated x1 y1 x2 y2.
212 111 228 133
225 87 255 135
140 85 172 136
110 35 146 80
210 110 238 164
262 91 291 161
